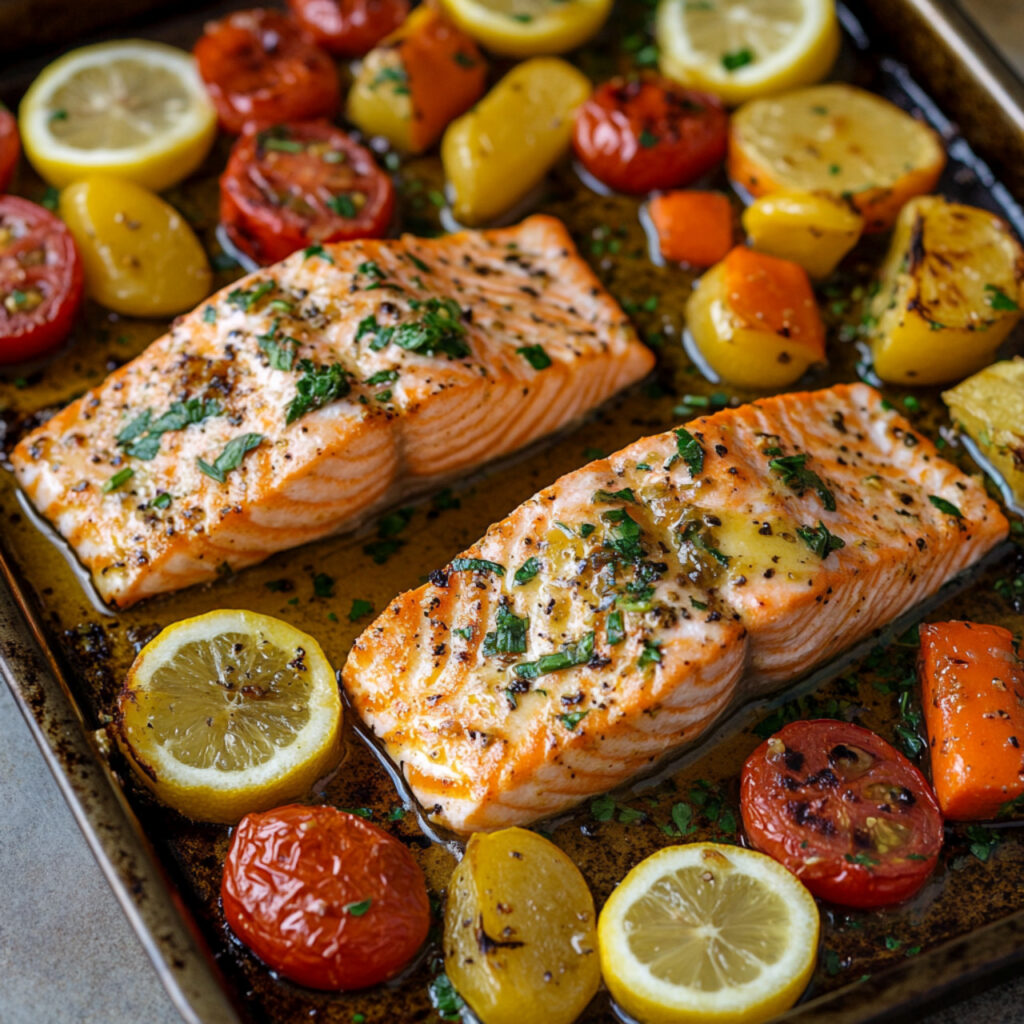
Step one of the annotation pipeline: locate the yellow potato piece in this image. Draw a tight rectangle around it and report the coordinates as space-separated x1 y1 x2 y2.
444 828 600 1024
729 84 945 231
868 195 1024 386
441 57 591 225
944 358 1024 510
742 189 863 279
685 261 822 389
59 176 211 317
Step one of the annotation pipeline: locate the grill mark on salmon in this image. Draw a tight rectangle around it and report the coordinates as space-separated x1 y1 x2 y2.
342 383 1008 832
10 215 653 607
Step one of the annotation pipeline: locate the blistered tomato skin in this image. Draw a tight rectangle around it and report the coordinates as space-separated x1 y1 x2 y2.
573 77 727 195
288 0 410 55
194 10 340 133
741 719 943 909
0 106 20 193
220 120 396 265
0 196 83 364
222 804 431 991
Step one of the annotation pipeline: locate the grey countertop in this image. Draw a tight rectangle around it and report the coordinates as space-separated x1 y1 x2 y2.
5 3 1024 1023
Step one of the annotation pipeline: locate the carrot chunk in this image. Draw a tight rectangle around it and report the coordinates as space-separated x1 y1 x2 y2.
918 621 1024 820
648 191 733 267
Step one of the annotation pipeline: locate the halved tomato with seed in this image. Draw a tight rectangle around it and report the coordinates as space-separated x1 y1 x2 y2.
741 719 943 908
0 196 83 364
220 120 396 265
0 104 20 193
194 9 340 133
288 0 410 55
573 76 727 195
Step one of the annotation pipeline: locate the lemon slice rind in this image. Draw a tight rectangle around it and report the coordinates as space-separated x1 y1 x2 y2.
19 40 216 190
438 0 612 57
656 0 839 106
598 842 820 1024
117 609 342 824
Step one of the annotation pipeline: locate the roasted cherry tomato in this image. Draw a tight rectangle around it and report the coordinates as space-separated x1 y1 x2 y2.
741 720 943 908
194 9 340 133
222 804 431 990
0 104 19 192
220 120 396 265
287 0 410 56
0 196 83 364
572 76 727 195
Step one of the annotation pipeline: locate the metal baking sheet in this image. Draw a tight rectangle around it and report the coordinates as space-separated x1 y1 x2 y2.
2 1 1024 1021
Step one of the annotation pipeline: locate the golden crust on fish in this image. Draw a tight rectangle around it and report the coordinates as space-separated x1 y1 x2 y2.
343 383 1007 832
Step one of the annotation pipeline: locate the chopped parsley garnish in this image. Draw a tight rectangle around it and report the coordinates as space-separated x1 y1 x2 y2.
394 297 469 359
591 794 616 821
593 487 636 504
984 283 1019 311
928 494 962 518
722 47 755 71
202 305 217 323
258 324 297 370
365 369 398 386
265 579 293 593
559 710 589 730
514 557 541 585
602 509 644 562
364 538 402 564
357 260 387 285
151 492 172 510
638 129 659 148
312 572 335 598
227 280 274 312
378 508 414 537
769 453 836 510
41 187 59 211
327 193 358 218
286 360 352 424
303 243 334 262
197 433 263 483
515 631 594 679
102 467 134 493
516 344 552 370
453 626 473 640
579 523 595 538
340 806 373 819
428 973 465 1021
844 852 879 867
117 399 222 461
263 137 304 153
371 65 410 95
796 521 846 559
680 520 730 566
451 557 505 577
606 610 624 646
671 427 704 476
638 638 662 669
966 824 1000 862
344 899 372 916
355 314 393 350
483 602 528 656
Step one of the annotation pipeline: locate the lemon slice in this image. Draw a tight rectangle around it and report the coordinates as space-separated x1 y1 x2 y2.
656 0 839 106
19 40 217 191
116 610 342 824
598 843 819 1024
437 0 612 57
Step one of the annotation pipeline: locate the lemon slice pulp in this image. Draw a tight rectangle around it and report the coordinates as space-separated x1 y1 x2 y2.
116 610 342 824
19 40 216 190
656 0 839 106
438 0 612 57
598 843 819 1024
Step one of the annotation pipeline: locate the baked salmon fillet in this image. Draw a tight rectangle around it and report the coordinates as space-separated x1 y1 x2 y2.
343 383 1008 832
10 215 652 607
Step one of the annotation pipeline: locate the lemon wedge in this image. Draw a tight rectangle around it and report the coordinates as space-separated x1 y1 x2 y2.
19 40 216 191
437 0 611 57
115 610 342 824
656 0 839 106
598 842 819 1024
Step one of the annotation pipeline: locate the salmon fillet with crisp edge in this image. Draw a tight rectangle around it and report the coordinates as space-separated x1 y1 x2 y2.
11 215 653 607
343 383 1008 833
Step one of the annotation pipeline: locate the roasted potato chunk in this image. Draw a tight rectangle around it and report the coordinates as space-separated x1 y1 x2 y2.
346 6 486 155
742 189 863 279
686 245 826 389
943 357 1024 510
444 828 599 1024
868 196 1024 386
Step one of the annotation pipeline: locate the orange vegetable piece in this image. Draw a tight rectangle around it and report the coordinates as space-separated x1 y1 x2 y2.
648 191 733 267
399 7 487 154
918 621 1024 820
722 246 825 360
